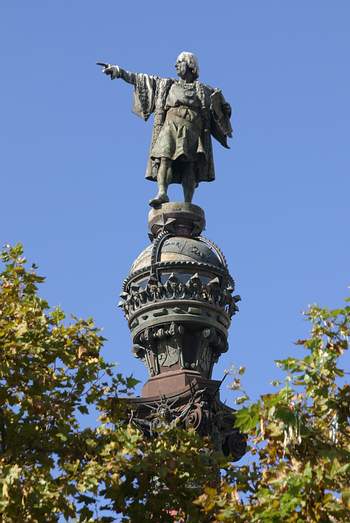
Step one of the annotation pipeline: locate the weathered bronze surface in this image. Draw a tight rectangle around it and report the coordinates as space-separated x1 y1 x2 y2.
97 52 232 208
117 202 245 459
129 382 246 461
98 55 245 460
148 202 205 239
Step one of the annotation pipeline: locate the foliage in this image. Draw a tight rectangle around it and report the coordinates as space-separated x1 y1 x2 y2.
196 298 350 522
0 244 349 522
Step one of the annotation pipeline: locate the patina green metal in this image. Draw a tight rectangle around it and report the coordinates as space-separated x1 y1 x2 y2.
98 55 245 459
97 52 232 208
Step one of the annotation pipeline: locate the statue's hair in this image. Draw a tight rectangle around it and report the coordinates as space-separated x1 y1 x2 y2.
176 51 199 79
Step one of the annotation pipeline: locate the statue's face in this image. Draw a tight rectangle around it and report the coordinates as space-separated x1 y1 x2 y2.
175 59 190 80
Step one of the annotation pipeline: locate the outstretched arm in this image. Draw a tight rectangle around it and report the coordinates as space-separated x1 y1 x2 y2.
97 62 160 121
98 63 136 85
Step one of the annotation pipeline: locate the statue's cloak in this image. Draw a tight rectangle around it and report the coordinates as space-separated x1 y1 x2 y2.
131 73 232 184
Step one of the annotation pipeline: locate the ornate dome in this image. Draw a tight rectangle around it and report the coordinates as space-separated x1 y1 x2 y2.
130 236 227 275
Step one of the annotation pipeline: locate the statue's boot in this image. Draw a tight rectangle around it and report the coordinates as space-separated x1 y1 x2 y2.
149 193 170 208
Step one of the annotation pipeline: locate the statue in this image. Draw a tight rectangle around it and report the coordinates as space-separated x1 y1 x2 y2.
97 52 232 207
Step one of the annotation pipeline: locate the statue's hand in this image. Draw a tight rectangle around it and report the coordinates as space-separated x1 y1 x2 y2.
103 65 121 79
96 62 134 85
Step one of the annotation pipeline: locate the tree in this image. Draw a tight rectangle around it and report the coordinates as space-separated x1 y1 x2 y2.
0 244 349 522
196 299 350 522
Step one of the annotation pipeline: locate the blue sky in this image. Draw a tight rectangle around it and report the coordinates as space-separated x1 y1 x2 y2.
1 1 349 403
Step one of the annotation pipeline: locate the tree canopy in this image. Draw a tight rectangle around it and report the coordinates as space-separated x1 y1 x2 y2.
0 244 349 522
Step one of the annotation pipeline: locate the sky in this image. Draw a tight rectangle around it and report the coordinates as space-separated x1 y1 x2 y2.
1 1 349 406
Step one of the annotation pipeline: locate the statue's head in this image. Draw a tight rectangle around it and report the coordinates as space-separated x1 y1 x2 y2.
175 51 199 80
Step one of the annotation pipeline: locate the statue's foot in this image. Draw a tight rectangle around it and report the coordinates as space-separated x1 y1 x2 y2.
149 193 169 208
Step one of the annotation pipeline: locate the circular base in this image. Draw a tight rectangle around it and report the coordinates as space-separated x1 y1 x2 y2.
148 202 205 239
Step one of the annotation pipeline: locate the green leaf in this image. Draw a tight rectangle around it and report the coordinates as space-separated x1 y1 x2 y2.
78 405 89 415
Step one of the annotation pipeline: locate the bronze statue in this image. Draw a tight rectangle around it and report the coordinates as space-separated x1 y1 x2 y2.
101 54 246 460
97 52 232 207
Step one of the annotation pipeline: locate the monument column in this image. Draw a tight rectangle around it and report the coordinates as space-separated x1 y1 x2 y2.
119 202 245 459
98 51 246 459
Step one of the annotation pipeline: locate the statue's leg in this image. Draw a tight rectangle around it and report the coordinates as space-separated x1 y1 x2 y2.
149 158 171 207
182 162 196 203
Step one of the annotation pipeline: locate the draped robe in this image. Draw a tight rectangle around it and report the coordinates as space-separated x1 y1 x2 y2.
131 73 232 185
